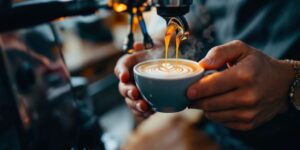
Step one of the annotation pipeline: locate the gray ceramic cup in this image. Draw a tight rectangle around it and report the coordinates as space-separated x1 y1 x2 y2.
134 58 214 113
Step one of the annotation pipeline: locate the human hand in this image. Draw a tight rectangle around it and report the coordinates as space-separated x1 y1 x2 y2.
187 40 294 131
115 43 154 118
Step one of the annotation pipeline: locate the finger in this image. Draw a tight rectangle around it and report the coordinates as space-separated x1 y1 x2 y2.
224 122 256 131
187 69 239 99
114 52 147 83
133 43 144 51
114 54 135 83
131 110 153 118
200 40 250 70
119 82 139 100
131 107 154 118
131 109 145 118
125 98 150 113
142 111 155 118
136 100 152 112
125 97 139 110
204 109 256 123
190 89 254 111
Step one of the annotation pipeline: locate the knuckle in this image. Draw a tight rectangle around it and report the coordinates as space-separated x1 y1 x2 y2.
231 40 244 47
115 55 130 76
237 72 249 83
243 97 257 107
118 82 126 97
210 46 223 57
126 98 137 108
236 69 256 83
241 111 257 122
243 92 259 106
122 54 132 65
114 66 118 76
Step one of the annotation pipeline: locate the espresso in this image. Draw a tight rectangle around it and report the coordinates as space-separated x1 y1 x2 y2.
164 18 188 64
135 59 202 79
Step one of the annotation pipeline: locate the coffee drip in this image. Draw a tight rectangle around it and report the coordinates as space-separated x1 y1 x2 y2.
163 17 189 71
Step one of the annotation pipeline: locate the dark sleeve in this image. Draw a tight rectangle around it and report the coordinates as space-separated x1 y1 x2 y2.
187 0 300 59
232 0 300 59
187 0 300 149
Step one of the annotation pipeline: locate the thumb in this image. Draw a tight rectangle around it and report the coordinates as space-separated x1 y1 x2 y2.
200 40 249 70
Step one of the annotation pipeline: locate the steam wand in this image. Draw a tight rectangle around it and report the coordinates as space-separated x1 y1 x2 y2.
123 12 135 54
137 9 154 51
123 9 154 54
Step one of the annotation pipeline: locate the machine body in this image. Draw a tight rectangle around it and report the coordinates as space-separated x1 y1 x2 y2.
0 0 193 52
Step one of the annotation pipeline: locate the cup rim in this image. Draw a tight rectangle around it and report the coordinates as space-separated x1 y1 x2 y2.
133 58 204 80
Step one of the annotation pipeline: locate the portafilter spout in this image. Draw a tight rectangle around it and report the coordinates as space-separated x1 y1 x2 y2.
154 0 193 40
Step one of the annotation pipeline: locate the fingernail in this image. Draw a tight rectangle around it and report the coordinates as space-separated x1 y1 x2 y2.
188 88 197 99
136 102 144 112
128 90 134 99
131 89 139 100
120 72 129 83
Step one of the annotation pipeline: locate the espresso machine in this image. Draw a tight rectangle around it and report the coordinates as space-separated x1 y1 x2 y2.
0 0 193 149
0 0 192 52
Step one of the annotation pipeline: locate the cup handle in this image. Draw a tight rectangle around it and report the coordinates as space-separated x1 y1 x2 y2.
203 70 217 76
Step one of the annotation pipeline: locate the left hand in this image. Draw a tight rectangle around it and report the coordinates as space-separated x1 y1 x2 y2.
114 43 154 118
187 40 294 131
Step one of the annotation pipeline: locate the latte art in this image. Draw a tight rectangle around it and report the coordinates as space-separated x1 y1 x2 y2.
136 59 202 79
144 62 194 77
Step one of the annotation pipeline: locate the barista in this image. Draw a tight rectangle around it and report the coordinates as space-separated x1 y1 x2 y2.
115 0 300 149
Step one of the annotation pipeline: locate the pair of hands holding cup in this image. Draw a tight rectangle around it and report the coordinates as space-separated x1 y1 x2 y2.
115 40 294 131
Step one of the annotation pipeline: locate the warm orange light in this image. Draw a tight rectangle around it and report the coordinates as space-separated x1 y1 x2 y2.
113 3 128 12
54 17 65 22
132 7 138 14
132 16 139 31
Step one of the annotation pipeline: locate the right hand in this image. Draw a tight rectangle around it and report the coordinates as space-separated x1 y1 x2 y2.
115 43 154 118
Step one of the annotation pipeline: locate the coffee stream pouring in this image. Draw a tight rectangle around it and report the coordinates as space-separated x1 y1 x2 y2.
164 17 189 64
0 0 193 53
110 0 192 53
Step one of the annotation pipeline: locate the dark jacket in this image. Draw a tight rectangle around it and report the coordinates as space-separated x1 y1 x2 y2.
188 0 300 149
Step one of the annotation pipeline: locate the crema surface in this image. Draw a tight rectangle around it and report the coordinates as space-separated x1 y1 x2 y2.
136 59 202 79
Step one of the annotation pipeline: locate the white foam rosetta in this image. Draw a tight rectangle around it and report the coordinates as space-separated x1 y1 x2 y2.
137 60 201 79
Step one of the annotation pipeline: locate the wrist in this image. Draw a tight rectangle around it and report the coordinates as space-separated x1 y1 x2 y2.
275 60 294 112
283 60 300 111
279 60 294 87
